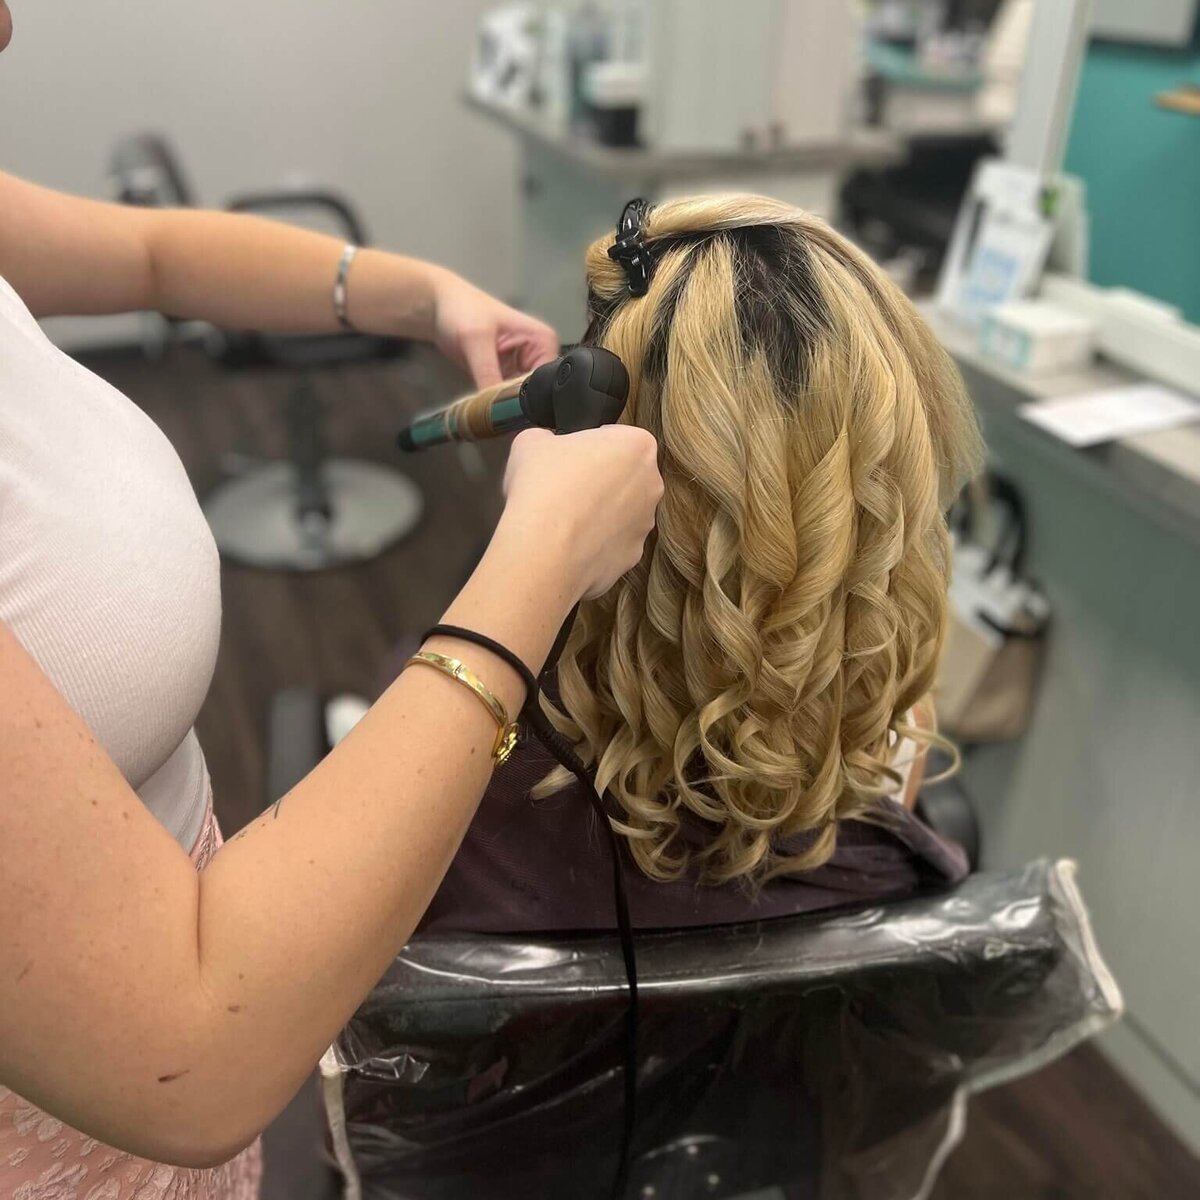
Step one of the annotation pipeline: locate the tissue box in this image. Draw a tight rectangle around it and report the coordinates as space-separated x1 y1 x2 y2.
979 301 1095 374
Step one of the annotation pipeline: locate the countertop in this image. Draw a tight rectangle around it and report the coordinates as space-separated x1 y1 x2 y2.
925 304 1200 547
465 93 904 182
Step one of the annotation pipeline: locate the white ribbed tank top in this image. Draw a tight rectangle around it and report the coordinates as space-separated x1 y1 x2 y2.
0 274 220 849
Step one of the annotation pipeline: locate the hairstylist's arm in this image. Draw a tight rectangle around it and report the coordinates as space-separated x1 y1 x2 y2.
0 169 554 385
0 426 661 1169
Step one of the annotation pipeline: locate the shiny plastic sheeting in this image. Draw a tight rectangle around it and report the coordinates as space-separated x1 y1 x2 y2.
322 859 1120 1200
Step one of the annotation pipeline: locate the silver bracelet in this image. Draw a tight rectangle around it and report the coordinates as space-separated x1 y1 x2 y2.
333 243 359 332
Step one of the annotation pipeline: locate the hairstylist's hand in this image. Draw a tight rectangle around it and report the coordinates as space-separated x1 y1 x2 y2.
502 427 663 599
429 268 559 388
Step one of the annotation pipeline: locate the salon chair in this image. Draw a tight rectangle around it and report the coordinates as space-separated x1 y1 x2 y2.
262 697 1116 1200
320 858 1119 1200
110 133 422 569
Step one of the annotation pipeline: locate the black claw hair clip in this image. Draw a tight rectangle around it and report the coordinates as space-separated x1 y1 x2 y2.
607 197 656 297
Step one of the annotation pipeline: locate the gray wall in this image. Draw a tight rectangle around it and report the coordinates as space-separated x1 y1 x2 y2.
959 375 1200 1152
0 1 519 346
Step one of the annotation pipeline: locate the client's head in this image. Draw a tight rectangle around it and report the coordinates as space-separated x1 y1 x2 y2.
544 194 982 885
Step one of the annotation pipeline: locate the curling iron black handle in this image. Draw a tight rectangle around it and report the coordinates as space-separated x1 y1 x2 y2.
396 346 629 452
522 345 629 435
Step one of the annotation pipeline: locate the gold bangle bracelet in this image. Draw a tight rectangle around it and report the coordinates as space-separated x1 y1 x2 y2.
406 650 519 764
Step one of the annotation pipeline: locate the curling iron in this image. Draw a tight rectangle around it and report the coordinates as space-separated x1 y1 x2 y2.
396 345 629 451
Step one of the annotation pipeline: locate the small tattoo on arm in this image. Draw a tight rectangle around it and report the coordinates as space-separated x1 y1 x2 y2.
226 796 285 844
157 1070 190 1083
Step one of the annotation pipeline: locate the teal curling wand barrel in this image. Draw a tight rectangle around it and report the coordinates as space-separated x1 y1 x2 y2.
396 346 629 451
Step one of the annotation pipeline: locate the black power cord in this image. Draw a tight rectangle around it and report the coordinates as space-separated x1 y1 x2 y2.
424 623 639 1200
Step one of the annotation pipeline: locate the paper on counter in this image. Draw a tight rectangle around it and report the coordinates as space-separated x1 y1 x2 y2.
1018 384 1200 448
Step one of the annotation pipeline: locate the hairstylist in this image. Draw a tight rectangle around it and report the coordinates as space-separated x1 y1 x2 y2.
0 7 662 1196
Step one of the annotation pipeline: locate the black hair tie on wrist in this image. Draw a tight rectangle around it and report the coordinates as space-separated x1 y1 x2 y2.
423 623 539 701
419 621 640 1200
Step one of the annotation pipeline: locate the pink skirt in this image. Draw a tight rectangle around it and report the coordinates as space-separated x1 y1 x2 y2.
0 804 263 1200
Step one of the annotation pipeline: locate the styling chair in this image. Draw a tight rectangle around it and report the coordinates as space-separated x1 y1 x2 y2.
320 858 1118 1200
263 701 1118 1200
110 133 422 569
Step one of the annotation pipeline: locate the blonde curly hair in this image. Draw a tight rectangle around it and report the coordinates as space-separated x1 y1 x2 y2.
535 195 981 884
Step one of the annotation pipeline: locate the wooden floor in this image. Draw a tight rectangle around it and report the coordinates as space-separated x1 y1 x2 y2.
88 343 1200 1199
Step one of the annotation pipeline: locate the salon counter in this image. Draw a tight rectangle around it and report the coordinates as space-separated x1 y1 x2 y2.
464 92 902 183
926 306 1200 1153
925 307 1200 546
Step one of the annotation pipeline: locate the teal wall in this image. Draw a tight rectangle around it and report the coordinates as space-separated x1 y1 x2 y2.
1063 33 1200 323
